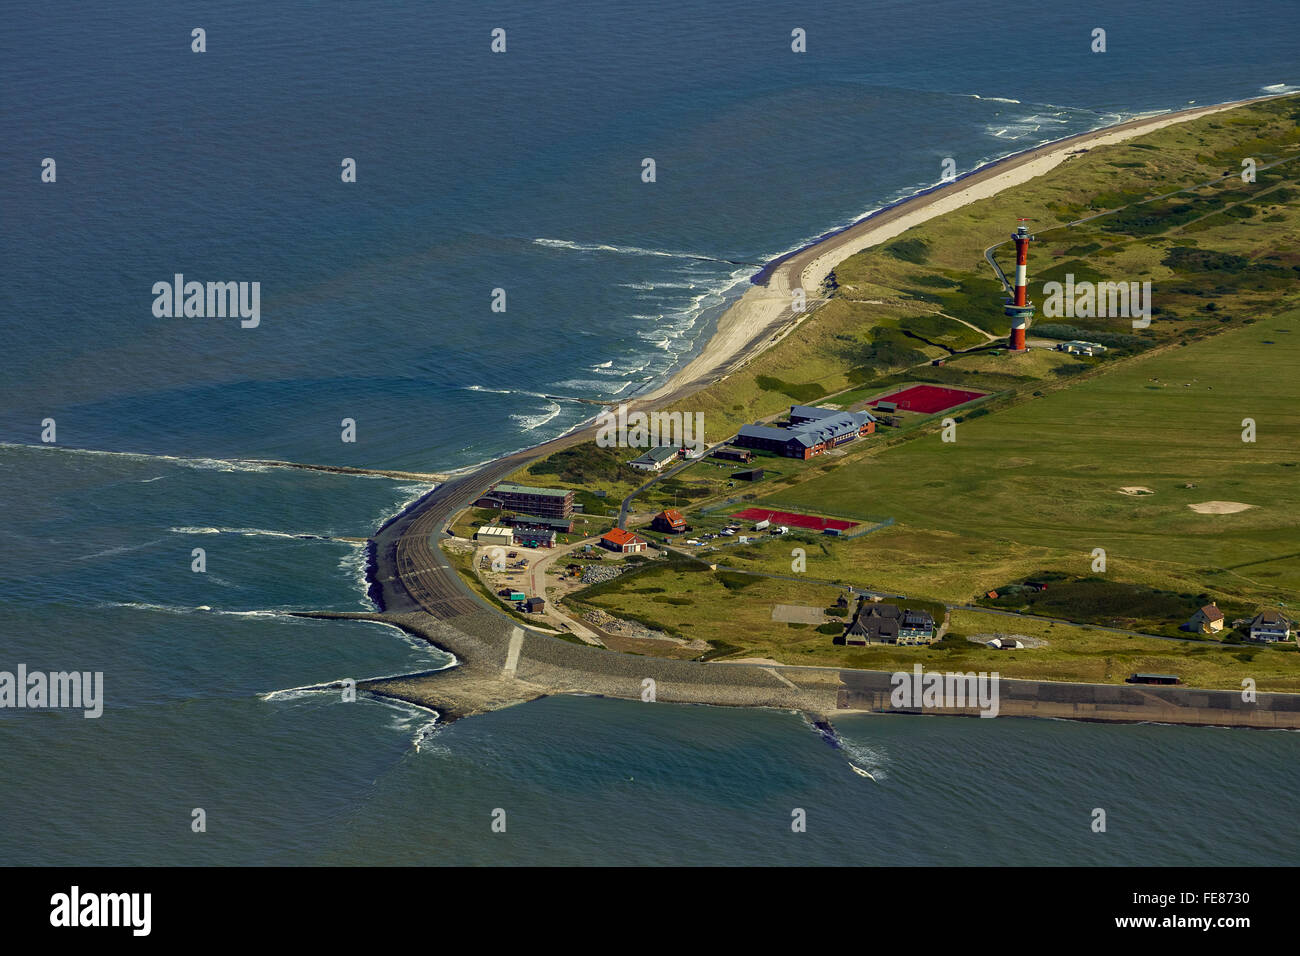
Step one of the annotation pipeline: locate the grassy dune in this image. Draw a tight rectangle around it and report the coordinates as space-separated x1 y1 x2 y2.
574 559 1300 690
771 315 1300 605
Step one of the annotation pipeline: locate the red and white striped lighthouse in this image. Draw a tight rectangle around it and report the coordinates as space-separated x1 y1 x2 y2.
1004 219 1035 351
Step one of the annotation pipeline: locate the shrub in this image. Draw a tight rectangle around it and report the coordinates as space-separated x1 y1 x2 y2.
883 238 930 264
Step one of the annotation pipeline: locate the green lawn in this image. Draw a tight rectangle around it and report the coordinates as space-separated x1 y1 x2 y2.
770 314 1300 606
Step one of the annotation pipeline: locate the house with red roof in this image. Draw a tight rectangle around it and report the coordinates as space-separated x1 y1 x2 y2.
651 509 687 534
600 527 648 554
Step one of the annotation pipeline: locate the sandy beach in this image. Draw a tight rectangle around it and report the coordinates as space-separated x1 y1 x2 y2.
635 95 1278 407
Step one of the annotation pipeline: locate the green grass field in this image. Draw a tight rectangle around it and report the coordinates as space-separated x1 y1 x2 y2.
770 314 1300 607
571 560 1300 690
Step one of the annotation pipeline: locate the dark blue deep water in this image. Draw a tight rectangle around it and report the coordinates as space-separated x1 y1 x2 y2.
1 1 1296 864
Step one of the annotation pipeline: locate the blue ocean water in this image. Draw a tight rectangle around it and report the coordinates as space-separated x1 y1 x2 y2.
1 0 1297 865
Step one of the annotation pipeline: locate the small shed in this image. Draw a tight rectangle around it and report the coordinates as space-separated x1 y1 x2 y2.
524 597 545 613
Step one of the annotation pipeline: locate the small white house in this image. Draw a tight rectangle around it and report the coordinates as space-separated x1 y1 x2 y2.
628 446 679 472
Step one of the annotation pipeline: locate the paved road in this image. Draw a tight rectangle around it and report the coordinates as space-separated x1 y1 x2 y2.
617 438 735 529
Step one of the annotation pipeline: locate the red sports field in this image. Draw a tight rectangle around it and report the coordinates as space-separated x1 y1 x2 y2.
869 384 987 414
732 508 857 532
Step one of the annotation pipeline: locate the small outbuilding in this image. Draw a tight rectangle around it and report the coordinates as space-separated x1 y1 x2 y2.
711 447 754 463
475 526 514 547
1126 673 1181 685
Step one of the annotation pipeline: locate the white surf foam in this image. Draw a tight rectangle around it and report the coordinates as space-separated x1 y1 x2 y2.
533 237 723 262
510 400 564 432
170 525 331 540
966 93 1022 104
618 280 699 290
0 442 273 474
106 602 305 620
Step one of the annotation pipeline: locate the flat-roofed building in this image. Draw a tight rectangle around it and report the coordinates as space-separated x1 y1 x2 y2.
710 447 754 463
474 526 514 547
504 513 574 534
475 482 575 519
512 527 557 549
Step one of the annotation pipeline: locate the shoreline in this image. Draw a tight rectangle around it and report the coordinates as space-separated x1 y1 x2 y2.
354 91 1300 730
633 93 1285 407
296 610 1300 732
390 93 1287 484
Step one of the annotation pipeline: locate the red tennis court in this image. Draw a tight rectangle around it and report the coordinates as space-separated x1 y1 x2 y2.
869 384 987 414
732 508 857 532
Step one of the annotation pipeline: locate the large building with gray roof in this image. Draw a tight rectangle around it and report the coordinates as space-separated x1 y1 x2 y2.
733 405 876 459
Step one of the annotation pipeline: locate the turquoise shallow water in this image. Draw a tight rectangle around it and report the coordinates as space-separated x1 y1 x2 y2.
1 0 1297 865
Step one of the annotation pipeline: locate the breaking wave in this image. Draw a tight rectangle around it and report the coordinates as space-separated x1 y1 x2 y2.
511 400 564 431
